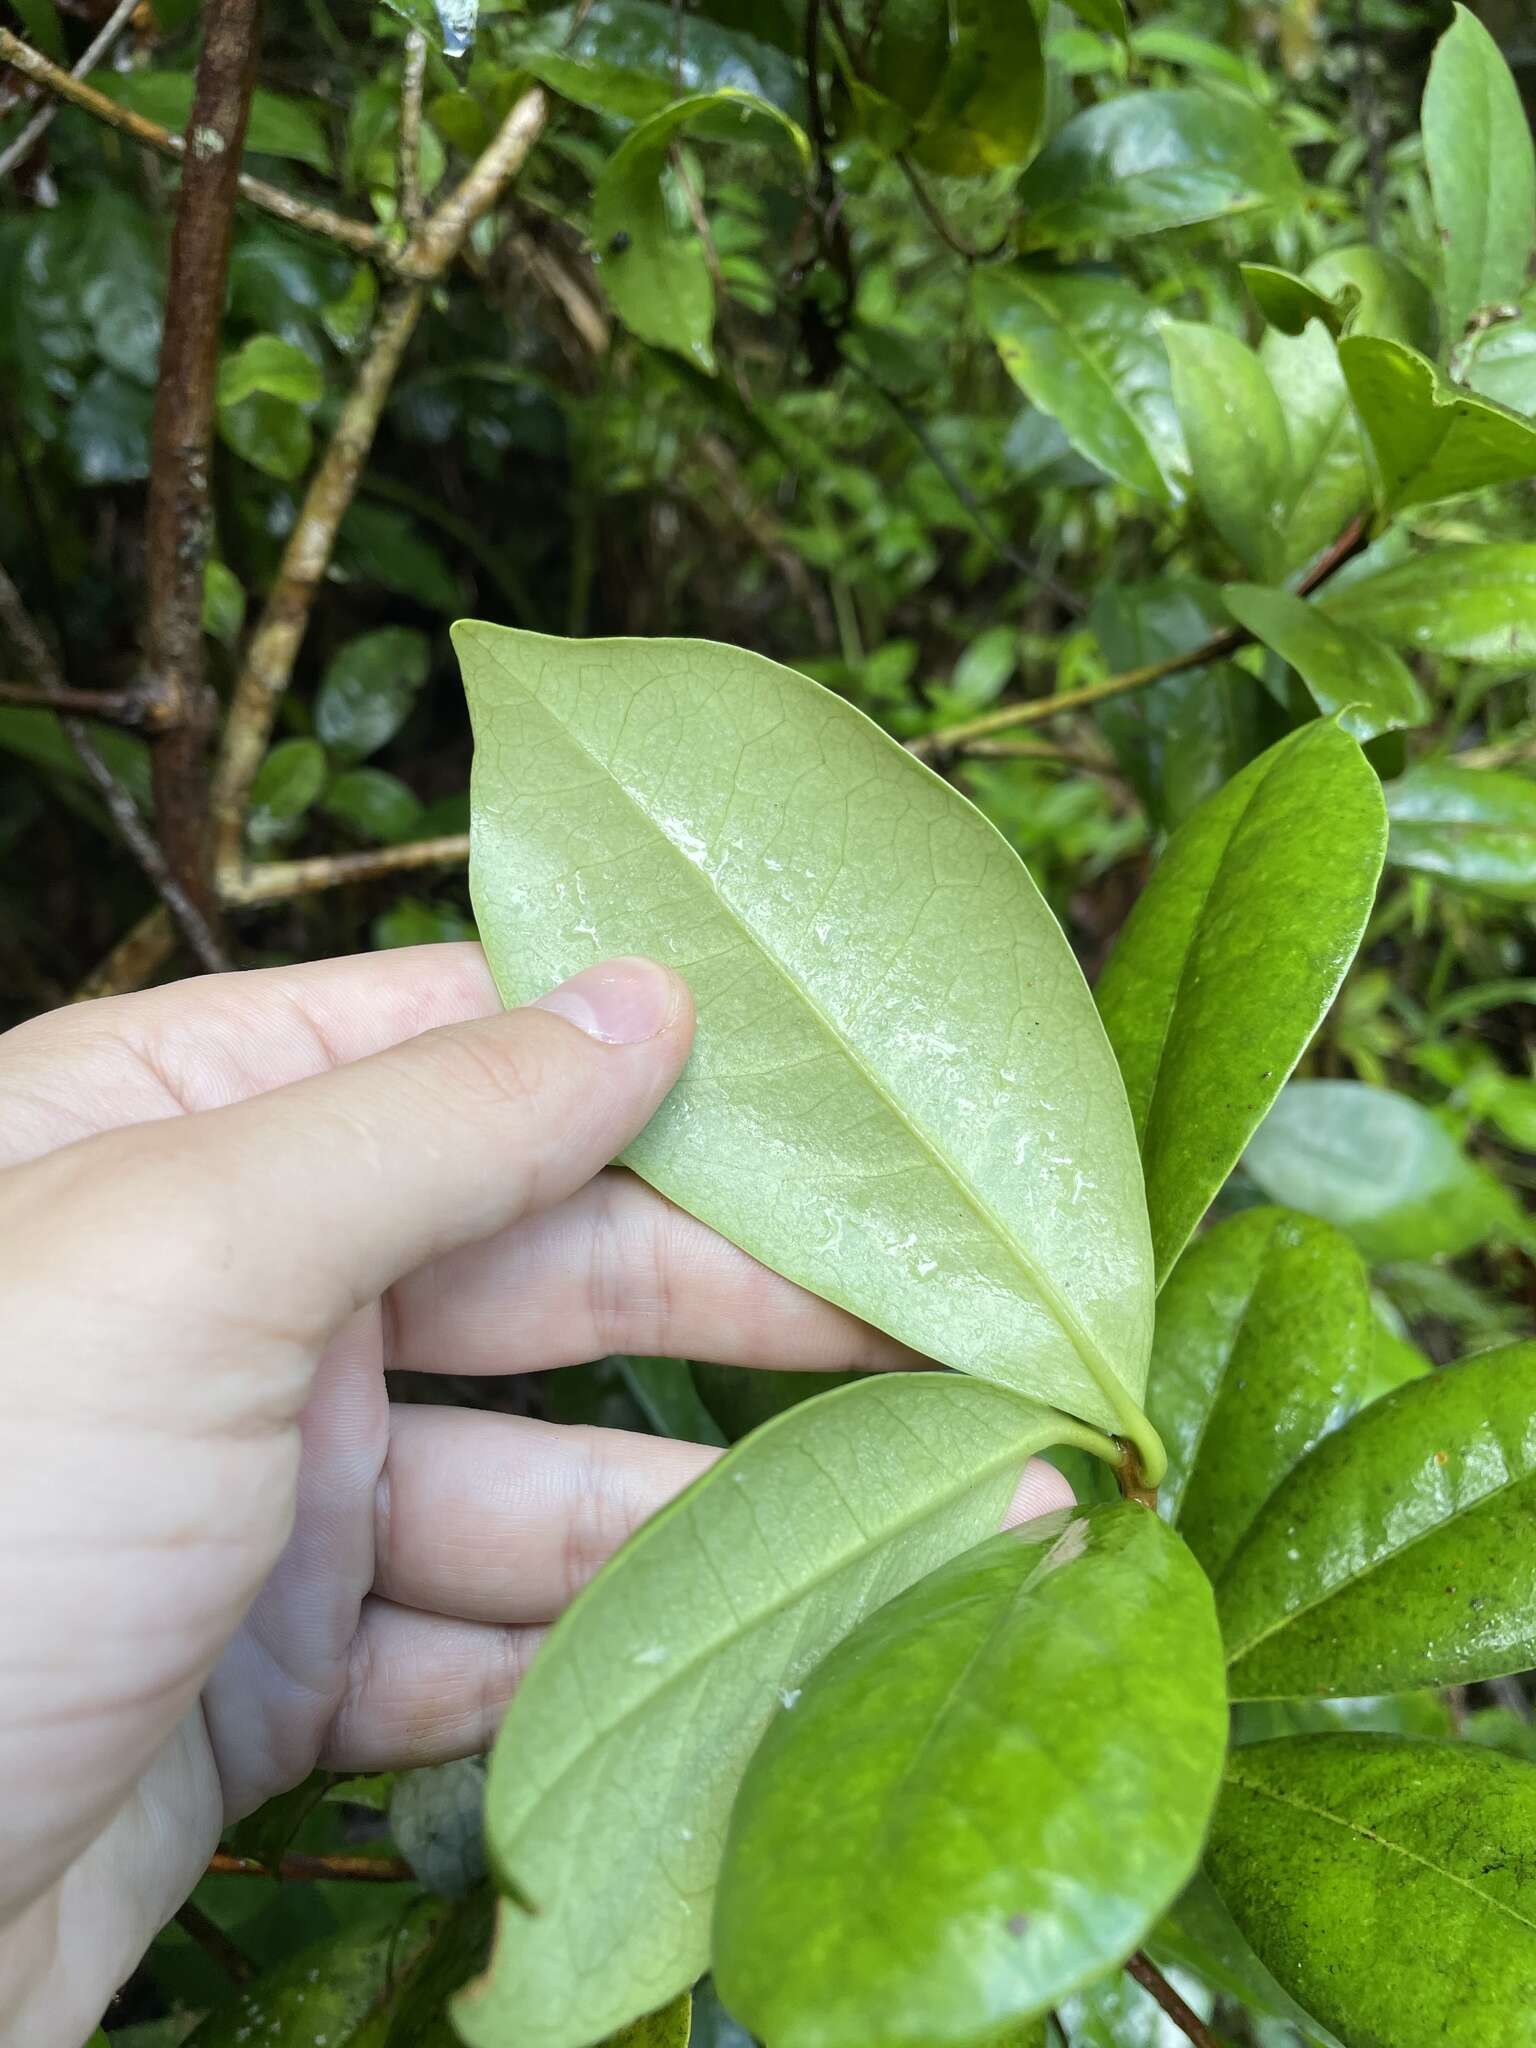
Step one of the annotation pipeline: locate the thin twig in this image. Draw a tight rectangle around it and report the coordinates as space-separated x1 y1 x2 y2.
207 1850 415 1883
961 736 1124 774
142 0 266 933
0 679 143 720
0 0 139 180
1125 1953 1221 2048
175 1901 254 1984
72 907 174 1002
0 27 382 256
211 86 549 881
0 562 227 970
222 834 471 905
398 28 428 230
895 154 1008 262
911 516 1368 759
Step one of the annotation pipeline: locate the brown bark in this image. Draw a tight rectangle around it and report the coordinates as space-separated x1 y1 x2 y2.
142 0 266 930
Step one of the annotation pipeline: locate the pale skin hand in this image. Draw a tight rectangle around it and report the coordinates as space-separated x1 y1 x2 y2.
0 945 1072 2046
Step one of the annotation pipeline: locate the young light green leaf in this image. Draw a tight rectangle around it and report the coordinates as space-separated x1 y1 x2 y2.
1096 722 1386 1285
1321 542 1536 661
1148 1207 1374 1576
713 1504 1226 2048
1016 90 1301 247
1240 262 1354 339
1220 1343 1536 1697
592 93 807 369
315 627 431 763
459 623 1157 1449
1244 1079 1526 1260
1340 334 1536 510
456 1375 1117 2048
246 736 327 850
1423 4 1536 342
1222 585 1429 741
216 334 323 411
93 73 333 170
1383 761 1536 900
1164 323 1290 581
909 0 1044 177
973 268 1186 502
504 0 804 123
1209 1734 1536 2048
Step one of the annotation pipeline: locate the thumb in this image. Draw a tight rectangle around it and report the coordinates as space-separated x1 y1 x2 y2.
90 955 694 1352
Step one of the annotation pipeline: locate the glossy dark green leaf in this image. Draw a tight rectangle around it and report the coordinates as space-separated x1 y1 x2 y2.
910 0 1044 178
1148 1207 1374 1578
1321 543 1536 661
379 1890 493 2048
1423 5 1536 341
1016 90 1301 248
322 766 426 844
713 1504 1227 2048
1340 334 1536 510
1208 1734 1536 2047
1244 1079 1527 1260
973 269 1185 502
690 1362 859 1440
1384 761 1536 900
1241 263 1351 339
1096 722 1386 1285
217 334 323 410
246 737 327 850
1220 1343 1536 1697
591 93 806 369
314 628 431 762
505 0 803 122
618 1355 726 1445
183 1899 442 2045
460 624 1157 1447
92 73 333 170
1164 323 1289 581
338 503 462 614
1091 581 1266 829
458 1376 1118 2048
1222 585 1429 741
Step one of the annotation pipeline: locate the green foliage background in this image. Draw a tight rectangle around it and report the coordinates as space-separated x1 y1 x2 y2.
2 0 1535 2040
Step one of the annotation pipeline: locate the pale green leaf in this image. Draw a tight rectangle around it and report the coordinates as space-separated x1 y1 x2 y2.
973 268 1186 503
1423 4 1536 340
455 1376 1117 2048
1096 723 1386 1284
1222 584 1430 741
216 334 324 411
1384 761 1536 899
458 623 1157 1445
713 1505 1227 2048
1243 1079 1524 1261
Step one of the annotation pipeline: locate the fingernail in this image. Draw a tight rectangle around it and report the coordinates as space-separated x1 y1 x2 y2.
532 957 682 1045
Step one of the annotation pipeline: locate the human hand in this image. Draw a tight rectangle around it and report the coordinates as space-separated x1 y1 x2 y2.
0 944 1070 2045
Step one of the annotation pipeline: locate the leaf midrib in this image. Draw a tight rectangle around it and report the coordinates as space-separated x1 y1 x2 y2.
1223 1769 1536 1939
484 642 1135 1433
498 1401 1058 1865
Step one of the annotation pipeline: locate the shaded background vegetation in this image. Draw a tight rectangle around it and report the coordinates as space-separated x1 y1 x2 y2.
1 0 1534 2039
